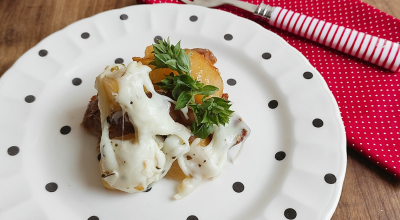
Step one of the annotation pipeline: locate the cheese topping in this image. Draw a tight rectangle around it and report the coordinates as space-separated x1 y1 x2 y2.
175 113 250 199
94 61 250 198
96 62 190 192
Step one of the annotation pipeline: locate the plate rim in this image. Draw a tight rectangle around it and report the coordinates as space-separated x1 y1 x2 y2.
0 3 347 220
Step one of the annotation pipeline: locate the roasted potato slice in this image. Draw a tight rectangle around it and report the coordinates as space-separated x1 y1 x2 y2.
188 50 223 103
132 45 156 67
134 46 223 104
101 76 121 112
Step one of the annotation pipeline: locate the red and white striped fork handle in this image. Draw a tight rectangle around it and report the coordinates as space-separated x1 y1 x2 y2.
268 7 400 72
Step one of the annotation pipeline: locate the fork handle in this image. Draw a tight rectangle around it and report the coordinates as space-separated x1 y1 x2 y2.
255 3 400 72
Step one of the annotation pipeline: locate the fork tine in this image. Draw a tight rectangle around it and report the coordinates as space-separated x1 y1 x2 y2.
179 0 226 8
180 0 194 4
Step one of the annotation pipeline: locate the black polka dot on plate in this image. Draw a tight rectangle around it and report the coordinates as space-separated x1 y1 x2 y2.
312 118 324 128
7 146 20 156
284 208 297 219
224 34 233 41
72 78 82 86
187 215 198 220
189 15 198 22
154 35 163 43
144 187 152 192
275 151 286 161
324 173 337 184
25 95 35 103
45 182 58 192
97 153 101 161
115 58 124 64
88 216 99 220
303 71 313 79
268 100 278 109
60 126 71 135
232 182 244 193
81 32 90 39
227 78 236 86
120 14 128 20
262 53 272 60
39 49 48 57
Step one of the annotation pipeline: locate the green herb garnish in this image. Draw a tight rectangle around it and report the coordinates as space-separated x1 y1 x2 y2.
152 38 234 138
156 73 219 110
149 38 191 75
190 97 234 139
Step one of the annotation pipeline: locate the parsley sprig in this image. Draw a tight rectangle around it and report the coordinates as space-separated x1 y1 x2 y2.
190 98 234 139
150 38 191 75
156 73 219 110
152 38 234 139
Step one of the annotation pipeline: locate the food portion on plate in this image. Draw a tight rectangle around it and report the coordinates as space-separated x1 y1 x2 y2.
81 39 250 199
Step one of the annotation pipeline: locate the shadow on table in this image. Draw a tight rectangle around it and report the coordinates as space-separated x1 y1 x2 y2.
332 147 400 219
347 146 400 186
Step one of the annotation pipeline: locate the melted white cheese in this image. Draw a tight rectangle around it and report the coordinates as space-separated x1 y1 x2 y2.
95 62 191 193
174 113 251 199
94 61 250 198
180 106 189 120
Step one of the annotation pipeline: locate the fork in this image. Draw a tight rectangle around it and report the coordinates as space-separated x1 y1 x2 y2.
180 0 400 72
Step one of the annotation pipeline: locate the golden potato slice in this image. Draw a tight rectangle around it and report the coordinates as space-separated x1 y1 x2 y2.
188 50 223 103
134 184 144 191
99 162 121 191
132 57 154 66
132 46 156 67
144 45 155 59
138 46 224 103
101 76 121 112
149 68 179 90
198 135 211 147
165 160 187 181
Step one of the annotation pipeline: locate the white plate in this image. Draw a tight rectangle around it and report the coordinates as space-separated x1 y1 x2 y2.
0 4 346 220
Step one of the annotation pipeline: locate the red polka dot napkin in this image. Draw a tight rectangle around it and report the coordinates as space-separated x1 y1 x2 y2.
138 0 400 178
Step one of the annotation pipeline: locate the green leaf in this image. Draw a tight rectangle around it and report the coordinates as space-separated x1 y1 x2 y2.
153 43 166 54
210 114 219 125
201 113 212 124
165 59 178 70
155 73 175 90
150 38 234 139
152 38 191 75
173 41 181 56
154 54 171 64
177 50 191 74
172 79 190 99
175 92 192 110
198 85 218 97
178 74 195 86
167 47 174 58
191 123 214 139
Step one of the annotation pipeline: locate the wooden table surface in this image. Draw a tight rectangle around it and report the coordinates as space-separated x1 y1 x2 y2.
1 0 400 219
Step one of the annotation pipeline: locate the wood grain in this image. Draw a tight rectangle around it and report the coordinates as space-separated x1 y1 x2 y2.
0 0 137 77
331 2 400 220
0 0 400 219
362 0 400 19
332 148 400 220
